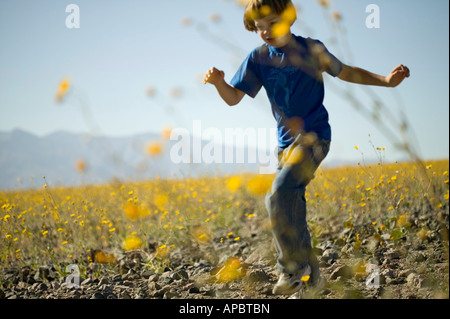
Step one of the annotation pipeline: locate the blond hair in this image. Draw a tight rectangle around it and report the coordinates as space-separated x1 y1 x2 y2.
244 0 296 32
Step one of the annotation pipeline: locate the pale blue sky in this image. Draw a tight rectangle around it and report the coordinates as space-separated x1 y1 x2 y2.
0 0 448 165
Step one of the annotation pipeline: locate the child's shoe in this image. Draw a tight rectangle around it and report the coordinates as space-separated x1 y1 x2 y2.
272 265 311 295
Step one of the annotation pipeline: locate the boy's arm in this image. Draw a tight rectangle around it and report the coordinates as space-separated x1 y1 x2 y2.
337 63 410 87
204 67 245 106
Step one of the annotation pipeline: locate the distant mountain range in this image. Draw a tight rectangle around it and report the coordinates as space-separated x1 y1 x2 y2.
0 129 266 190
0 129 371 191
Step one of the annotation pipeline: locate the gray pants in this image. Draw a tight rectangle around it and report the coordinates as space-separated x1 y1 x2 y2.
265 135 330 279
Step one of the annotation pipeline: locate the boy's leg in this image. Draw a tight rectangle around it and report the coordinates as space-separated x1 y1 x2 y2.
266 137 330 286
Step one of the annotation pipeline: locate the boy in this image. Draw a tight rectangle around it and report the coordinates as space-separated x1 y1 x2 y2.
203 0 409 296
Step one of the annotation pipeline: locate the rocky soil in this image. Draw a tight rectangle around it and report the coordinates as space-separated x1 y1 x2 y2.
1 213 448 300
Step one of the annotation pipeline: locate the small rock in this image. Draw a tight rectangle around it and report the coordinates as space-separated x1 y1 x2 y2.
148 281 161 291
151 287 169 298
381 268 395 279
334 238 345 247
413 243 427 251
158 275 173 285
148 274 160 282
111 274 123 283
51 282 60 290
406 273 431 289
171 269 189 281
321 249 339 264
182 282 200 294
98 277 110 286
398 269 413 278
140 270 154 279
17 281 28 290
414 252 427 262
244 245 275 266
122 280 134 287
189 286 200 294
120 292 132 299
384 249 400 260
34 266 50 281
69 290 82 299
200 286 216 297
37 283 48 291
163 290 180 299
340 244 354 255
330 265 352 280
101 284 114 295
247 268 270 283
81 278 93 286
91 292 105 299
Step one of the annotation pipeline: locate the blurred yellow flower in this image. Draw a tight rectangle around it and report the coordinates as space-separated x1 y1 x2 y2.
226 176 241 192
344 220 353 228
247 176 272 195
156 244 170 259
301 275 310 282
180 18 192 27
161 126 173 140
318 0 331 7
283 147 303 166
146 86 156 97
55 78 71 102
146 141 164 157
271 21 290 38
416 228 428 241
213 257 246 283
75 158 86 173
210 13 221 23
93 249 116 264
124 203 140 221
123 235 143 251
396 214 408 227
280 3 297 23
154 194 168 210
332 11 341 20
259 5 271 16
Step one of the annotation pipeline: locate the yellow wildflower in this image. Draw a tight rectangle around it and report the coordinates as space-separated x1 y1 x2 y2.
55 78 71 102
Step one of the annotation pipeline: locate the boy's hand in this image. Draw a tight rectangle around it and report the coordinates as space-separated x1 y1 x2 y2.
203 67 225 85
385 64 410 87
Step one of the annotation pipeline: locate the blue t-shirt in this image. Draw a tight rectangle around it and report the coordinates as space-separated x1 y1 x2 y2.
230 34 342 148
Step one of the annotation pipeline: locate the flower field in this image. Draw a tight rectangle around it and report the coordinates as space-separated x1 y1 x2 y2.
0 159 448 299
